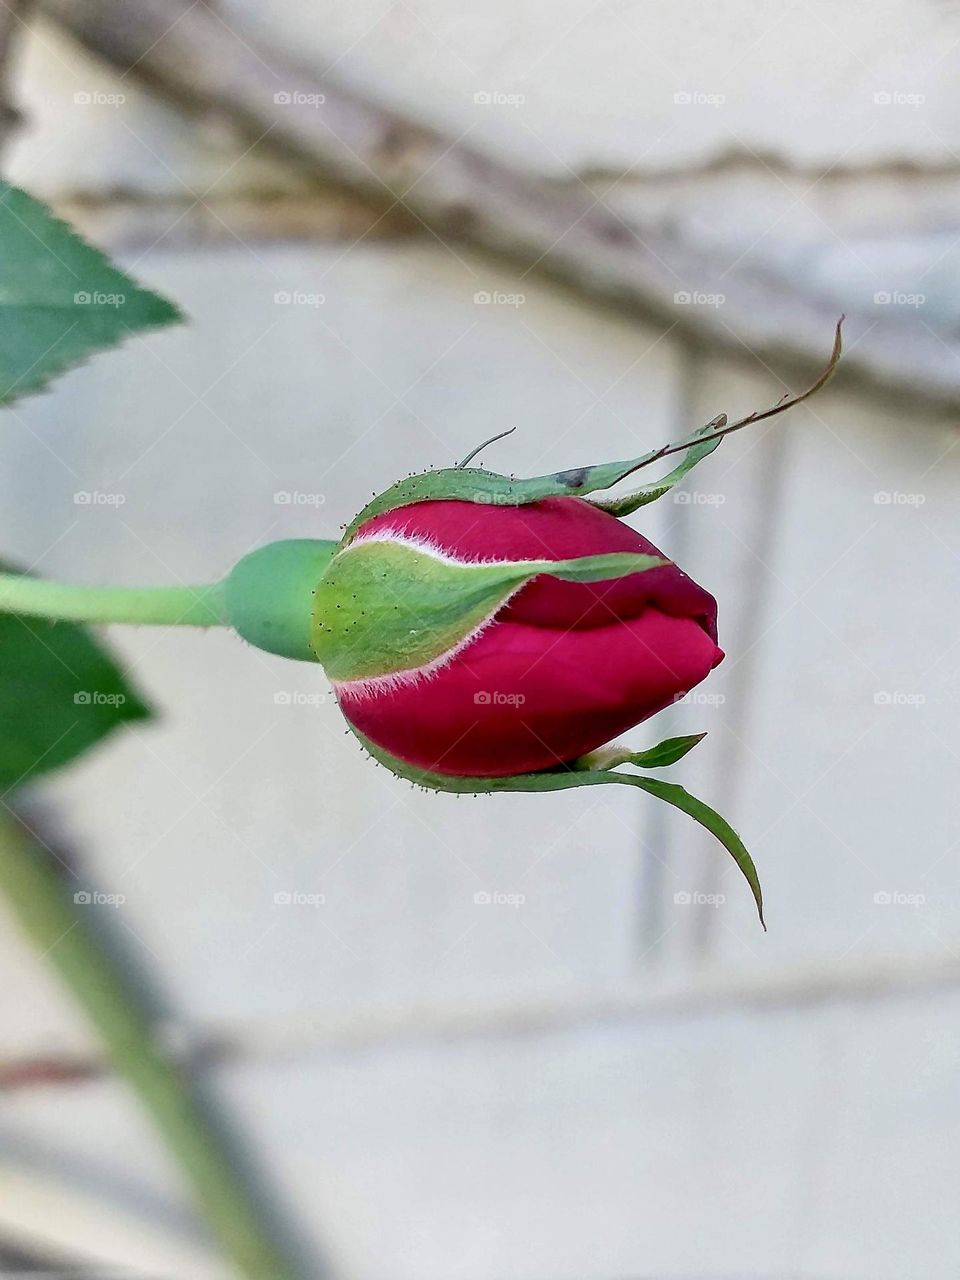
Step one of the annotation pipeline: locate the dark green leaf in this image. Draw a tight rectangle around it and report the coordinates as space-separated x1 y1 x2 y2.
0 182 182 405
0 566 152 793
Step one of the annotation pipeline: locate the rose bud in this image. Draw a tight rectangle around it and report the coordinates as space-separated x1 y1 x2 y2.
224 313 844 934
0 322 844 929
316 496 722 778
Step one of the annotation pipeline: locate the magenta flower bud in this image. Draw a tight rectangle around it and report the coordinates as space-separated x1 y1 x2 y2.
333 496 723 777
222 314 845 933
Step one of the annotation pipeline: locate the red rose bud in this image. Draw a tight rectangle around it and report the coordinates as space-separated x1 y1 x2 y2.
314 496 723 777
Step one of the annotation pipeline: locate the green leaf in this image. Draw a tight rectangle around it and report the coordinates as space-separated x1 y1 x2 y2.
353 730 764 927
587 422 723 515
0 182 182 405
0 565 152 793
312 541 663 682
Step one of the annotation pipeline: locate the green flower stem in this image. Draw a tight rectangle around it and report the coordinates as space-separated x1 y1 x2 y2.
0 814 300 1279
0 573 227 627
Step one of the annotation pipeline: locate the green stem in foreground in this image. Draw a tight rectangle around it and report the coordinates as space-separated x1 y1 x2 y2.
0 573 228 627
0 814 300 1280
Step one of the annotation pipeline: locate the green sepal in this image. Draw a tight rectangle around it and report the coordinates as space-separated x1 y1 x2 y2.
225 539 337 661
341 318 843 542
587 422 723 515
311 540 664 682
354 729 765 928
574 733 707 770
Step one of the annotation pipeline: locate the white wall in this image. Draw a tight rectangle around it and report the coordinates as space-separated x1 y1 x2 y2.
0 8 958 1279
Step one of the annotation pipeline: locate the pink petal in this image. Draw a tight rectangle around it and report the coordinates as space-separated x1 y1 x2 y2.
340 610 724 777
358 496 717 638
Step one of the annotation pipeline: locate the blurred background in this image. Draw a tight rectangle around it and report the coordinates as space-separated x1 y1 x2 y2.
0 1 958 1276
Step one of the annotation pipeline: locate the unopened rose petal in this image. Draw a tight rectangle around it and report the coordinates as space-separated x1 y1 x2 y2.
339 609 723 776
358 496 717 638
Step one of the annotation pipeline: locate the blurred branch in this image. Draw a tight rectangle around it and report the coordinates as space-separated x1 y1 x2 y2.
5 941 960 1092
38 0 960 407
0 813 304 1279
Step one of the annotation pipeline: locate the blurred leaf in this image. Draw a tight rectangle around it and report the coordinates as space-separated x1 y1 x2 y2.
0 565 151 792
0 182 182 405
